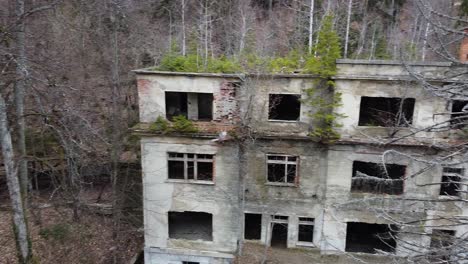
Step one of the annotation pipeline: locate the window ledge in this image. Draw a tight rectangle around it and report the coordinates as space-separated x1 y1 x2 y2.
350 191 403 196
438 195 461 200
268 119 300 123
265 182 296 187
296 242 316 247
168 238 214 243
166 179 215 185
356 125 411 129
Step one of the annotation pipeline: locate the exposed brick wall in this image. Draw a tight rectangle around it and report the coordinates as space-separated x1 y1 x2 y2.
213 81 240 123
460 29 468 63
137 78 151 95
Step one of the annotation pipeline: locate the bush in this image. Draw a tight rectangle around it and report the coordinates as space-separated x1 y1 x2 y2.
171 115 199 133
149 116 171 133
39 223 70 242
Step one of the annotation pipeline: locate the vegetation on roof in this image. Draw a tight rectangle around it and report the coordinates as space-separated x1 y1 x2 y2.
154 15 341 75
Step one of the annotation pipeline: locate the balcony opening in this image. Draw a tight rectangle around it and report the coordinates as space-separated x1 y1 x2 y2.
268 94 301 121
346 222 397 254
358 97 415 127
450 100 468 129
244 213 262 240
352 161 405 195
168 211 213 241
165 92 213 121
440 167 463 196
298 217 314 244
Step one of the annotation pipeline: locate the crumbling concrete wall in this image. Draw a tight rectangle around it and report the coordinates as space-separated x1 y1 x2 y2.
239 77 314 137
136 73 240 123
136 64 467 263
242 139 327 248
334 78 449 140
141 136 240 259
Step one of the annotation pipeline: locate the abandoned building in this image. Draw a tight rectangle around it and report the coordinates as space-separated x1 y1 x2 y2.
133 60 468 264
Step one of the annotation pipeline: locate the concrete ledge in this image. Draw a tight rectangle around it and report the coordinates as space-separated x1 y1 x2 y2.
336 59 452 67
146 247 235 259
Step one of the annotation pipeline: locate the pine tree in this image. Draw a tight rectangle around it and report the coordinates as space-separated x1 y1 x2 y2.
304 15 341 77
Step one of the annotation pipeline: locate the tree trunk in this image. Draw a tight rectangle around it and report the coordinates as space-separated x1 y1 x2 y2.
109 1 123 263
344 0 352 58
0 95 32 263
182 0 186 56
308 0 315 55
15 0 28 197
422 22 430 61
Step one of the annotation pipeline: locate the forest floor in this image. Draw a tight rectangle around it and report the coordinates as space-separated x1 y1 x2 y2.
0 187 143 264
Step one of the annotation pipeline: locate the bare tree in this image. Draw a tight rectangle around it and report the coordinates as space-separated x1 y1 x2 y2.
0 93 32 263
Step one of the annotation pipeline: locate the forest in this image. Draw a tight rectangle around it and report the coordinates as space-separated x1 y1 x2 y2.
0 0 467 263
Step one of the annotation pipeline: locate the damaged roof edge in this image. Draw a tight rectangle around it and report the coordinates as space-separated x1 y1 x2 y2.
336 59 452 67
132 69 323 79
133 59 453 80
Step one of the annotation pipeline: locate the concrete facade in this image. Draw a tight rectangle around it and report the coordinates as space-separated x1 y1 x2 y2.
134 60 467 264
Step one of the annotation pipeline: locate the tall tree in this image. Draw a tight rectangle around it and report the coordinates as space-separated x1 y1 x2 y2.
0 93 32 263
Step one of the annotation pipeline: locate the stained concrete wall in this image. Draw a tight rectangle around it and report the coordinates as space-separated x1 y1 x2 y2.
240 77 315 137
137 73 240 123
136 63 467 262
242 139 327 248
334 79 449 140
141 136 240 258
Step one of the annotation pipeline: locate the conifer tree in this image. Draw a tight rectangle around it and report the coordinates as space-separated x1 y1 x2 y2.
305 15 341 77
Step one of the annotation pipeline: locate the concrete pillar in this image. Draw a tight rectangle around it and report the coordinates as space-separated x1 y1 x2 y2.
187 93 198 120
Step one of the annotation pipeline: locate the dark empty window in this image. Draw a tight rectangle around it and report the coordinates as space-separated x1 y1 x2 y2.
168 211 212 241
346 222 397 254
440 167 463 196
182 262 200 264
298 217 314 244
352 161 405 195
268 94 301 121
358 97 415 127
429 229 455 263
245 213 262 240
430 229 455 248
267 155 298 184
270 215 289 248
165 92 213 121
168 153 214 182
450 100 468 129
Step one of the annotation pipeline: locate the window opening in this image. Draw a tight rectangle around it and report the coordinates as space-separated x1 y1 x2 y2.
268 94 301 121
168 153 214 181
182 262 200 264
430 229 455 263
440 167 463 196
244 213 262 240
267 155 298 184
352 161 405 195
345 222 397 254
165 92 213 121
358 96 415 127
270 223 288 248
298 217 314 243
168 211 212 241
450 100 468 129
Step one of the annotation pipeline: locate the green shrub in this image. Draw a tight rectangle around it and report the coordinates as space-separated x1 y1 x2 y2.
157 53 241 73
149 116 171 133
39 223 70 242
171 115 199 133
